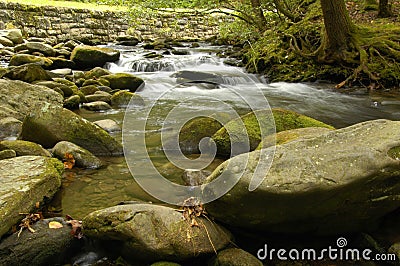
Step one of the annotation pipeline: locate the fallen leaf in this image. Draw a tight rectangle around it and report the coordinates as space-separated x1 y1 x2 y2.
35 201 40 209
49 221 63 229
63 153 75 169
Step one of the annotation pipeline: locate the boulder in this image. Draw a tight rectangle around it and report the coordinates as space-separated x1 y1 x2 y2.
115 35 139 46
0 156 63 238
102 73 144 92
0 217 83 265
0 149 16 160
256 127 333 150
9 54 53 67
83 203 233 262
83 67 111 79
82 101 112 111
52 141 102 169
110 90 144 107
211 108 334 157
0 140 50 157
34 81 74 97
85 91 112 103
4 64 53 83
93 119 121 133
205 119 400 234
177 116 222 154
173 71 224 84
0 36 14 47
0 29 23 44
80 85 99 95
0 117 22 139
14 42 56 57
47 57 75 69
211 248 262 266
63 95 81 110
70 45 120 69
20 104 123 156
0 80 63 120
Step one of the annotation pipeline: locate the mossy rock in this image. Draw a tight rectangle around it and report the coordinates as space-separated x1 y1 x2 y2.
211 248 262 266
80 85 99 96
63 95 80 110
52 141 102 169
110 90 144 107
52 77 76 87
177 116 223 154
84 67 111 79
0 149 16 160
0 140 50 157
0 156 63 238
211 108 334 157
20 104 123 156
34 81 74 97
256 127 333 150
47 57 75 69
82 79 103 87
102 73 144 92
4 64 52 83
9 54 53 68
151 262 181 266
70 45 120 69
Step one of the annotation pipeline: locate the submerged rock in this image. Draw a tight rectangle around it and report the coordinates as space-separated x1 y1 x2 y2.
0 140 50 157
205 119 400 234
0 156 63 238
83 203 233 262
211 108 334 157
20 104 123 156
70 45 120 69
52 141 102 169
0 79 63 120
210 248 262 266
82 101 112 111
0 217 82 265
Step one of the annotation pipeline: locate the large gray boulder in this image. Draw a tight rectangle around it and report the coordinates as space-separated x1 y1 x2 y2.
205 119 400 235
70 45 120 69
83 203 233 262
0 156 64 238
20 104 123 156
0 79 63 120
0 217 83 266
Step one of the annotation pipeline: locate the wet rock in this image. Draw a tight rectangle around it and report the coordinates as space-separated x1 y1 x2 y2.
0 149 16 160
0 217 83 265
0 29 23 44
34 81 74 97
82 79 103 87
82 101 112 111
0 140 50 157
110 90 145 107
182 169 210 186
102 73 144 92
176 116 222 154
80 85 99 95
85 91 112 103
52 141 102 169
171 49 189 55
0 156 63 238
173 70 224 84
211 248 262 266
70 45 120 69
84 66 111 79
9 54 53 68
94 119 121 133
211 108 334 157
0 117 22 139
0 36 14 47
115 35 139 46
0 79 63 120
20 104 123 156
4 63 53 83
83 203 233 262
14 42 56 57
47 57 75 69
206 119 400 234
49 68 73 76
256 127 333 150
63 95 81 110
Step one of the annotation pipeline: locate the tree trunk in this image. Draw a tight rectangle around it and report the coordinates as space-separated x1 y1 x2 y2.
378 0 392 17
250 0 267 31
320 0 356 62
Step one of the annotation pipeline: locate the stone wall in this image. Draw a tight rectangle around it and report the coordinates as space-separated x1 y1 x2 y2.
0 1 227 43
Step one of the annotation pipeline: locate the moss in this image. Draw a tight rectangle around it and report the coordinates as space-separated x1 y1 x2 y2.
102 73 144 92
212 108 333 157
388 146 400 160
0 140 50 156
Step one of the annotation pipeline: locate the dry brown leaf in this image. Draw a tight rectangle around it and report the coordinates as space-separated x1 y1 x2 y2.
63 153 75 169
49 221 63 229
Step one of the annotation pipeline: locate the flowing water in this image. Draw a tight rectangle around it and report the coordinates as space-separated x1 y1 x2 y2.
56 43 400 219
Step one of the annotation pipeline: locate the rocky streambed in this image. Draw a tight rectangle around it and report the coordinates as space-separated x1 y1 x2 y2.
0 28 400 265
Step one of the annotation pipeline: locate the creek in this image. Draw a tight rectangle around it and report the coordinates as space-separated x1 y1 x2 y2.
55 43 400 220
